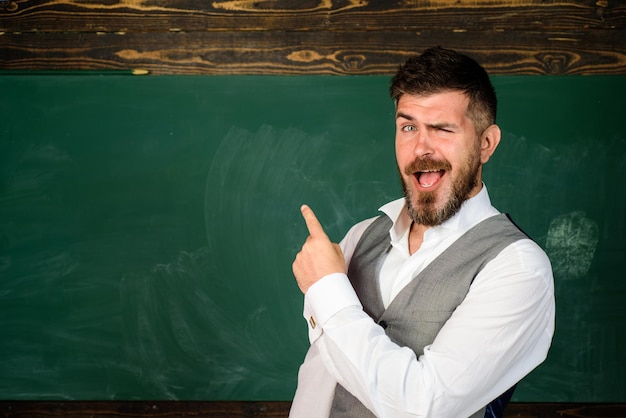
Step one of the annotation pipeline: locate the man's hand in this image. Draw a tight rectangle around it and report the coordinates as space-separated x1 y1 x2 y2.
292 205 345 294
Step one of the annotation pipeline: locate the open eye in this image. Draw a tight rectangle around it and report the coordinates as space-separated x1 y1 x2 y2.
401 125 417 132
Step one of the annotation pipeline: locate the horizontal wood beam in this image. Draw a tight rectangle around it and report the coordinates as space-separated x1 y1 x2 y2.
2 29 625 75
1 0 625 75
1 401 626 417
1 0 623 32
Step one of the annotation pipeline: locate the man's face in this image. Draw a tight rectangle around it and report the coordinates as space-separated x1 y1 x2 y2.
395 91 485 226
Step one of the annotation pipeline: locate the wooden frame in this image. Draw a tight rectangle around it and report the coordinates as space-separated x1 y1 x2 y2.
1 0 625 75
1 2 625 415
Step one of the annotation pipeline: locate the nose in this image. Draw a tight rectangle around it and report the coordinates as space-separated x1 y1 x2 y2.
412 129 434 158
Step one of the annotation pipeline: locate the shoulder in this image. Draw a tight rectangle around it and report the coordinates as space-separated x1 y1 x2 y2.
476 238 554 292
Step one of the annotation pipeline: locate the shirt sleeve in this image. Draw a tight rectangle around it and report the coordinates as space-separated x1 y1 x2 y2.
289 217 378 418
307 239 555 418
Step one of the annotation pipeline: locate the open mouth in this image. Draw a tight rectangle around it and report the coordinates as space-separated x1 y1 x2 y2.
415 169 445 188
404 158 451 190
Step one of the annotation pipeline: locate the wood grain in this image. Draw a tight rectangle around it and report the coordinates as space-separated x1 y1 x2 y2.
1 29 625 75
1 0 625 75
1 0 623 32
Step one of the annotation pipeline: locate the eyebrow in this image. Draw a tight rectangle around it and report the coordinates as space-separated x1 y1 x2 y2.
395 112 459 130
396 111 414 121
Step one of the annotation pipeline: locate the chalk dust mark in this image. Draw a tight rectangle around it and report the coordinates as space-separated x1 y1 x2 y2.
119 245 297 399
1 143 71 196
203 124 345 255
120 247 242 399
203 124 394 250
545 211 599 280
119 124 344 400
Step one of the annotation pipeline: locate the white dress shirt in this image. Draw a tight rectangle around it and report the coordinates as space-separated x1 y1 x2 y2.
290 186 555 418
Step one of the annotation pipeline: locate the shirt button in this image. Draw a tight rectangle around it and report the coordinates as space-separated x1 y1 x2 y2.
309 316 317 329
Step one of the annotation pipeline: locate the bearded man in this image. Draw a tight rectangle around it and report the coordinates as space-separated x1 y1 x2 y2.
290 47 555 418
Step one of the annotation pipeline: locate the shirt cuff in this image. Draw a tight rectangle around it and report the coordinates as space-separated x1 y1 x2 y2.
303 273 362 342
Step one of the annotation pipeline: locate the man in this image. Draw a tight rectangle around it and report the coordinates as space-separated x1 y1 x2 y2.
290 47 555 418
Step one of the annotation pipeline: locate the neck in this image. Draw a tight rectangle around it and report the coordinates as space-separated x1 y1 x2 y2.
408 222 430 255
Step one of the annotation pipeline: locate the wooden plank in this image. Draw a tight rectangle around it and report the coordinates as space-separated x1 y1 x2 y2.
1 0 624 74
0 401 291 417
1 0 623 32
1 29 625 75
1 401 626 417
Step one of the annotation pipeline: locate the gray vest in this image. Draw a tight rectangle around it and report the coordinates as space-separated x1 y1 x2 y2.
330 213 527 418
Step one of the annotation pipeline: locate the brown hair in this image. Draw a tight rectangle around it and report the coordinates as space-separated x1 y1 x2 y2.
390 47 497 134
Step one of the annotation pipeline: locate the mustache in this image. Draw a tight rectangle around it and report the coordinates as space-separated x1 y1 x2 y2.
404 157 452 176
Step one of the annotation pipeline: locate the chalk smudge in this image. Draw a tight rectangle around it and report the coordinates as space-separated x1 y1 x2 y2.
545 211 598 280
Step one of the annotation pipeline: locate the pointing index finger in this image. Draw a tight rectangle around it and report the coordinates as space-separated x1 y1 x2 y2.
300 204 328 239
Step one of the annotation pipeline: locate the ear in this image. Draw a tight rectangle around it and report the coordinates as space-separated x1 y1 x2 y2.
479 124 501 164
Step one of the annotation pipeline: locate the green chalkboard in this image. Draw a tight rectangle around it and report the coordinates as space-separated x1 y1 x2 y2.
0 74 624 402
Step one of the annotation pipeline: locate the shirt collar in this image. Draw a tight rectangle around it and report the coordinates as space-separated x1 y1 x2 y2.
379 184 498 243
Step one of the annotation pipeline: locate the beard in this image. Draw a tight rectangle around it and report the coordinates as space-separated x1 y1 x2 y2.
401 148 482 227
